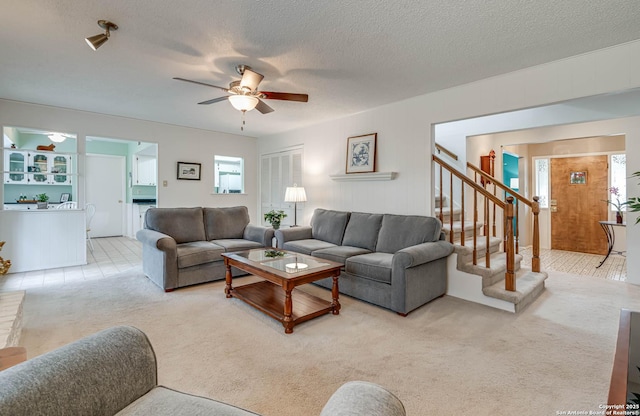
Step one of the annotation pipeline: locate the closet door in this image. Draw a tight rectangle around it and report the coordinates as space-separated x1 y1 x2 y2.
260 148 303 227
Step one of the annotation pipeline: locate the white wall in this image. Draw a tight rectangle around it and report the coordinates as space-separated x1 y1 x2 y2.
0 99 259 221
258 40 640 284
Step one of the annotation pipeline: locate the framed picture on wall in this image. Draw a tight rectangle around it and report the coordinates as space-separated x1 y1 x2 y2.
346 133 377 174
177 162 201 180
570 171 586 184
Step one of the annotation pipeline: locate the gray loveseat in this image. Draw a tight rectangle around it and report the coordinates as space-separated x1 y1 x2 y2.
137 206 274 291
0 326 406 416
275 209 453 315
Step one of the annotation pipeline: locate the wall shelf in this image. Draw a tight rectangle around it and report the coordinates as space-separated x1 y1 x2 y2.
329 172 396 181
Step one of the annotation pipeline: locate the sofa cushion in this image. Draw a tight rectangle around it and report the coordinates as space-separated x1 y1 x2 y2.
145 207 205 244
204 206 250 240
283 239 336 255
311 209 350 245
312 246 371 265
342 212 383 251
211 239 264 252
376 214 442 254
345 252 393 284
176 241 225 269
117 386 259 416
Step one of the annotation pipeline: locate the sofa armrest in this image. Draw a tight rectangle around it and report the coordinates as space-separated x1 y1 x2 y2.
137 229 179 290
274 226 313 249
0 326 157 416
243 224 275 247
137 229 177 252
393 241 454 269
320 381 406 416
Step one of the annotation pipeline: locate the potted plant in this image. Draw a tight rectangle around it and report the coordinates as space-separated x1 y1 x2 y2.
264 209 287 230
36 193 49 209
604 187 628 224
628 171 640 225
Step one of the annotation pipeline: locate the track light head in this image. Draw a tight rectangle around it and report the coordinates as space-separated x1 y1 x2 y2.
85 20 118 50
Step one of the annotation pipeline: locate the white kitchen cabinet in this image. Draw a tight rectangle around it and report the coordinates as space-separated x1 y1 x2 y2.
4 150 28 184
3 149 72 185
29 152 72 185
133 155 157 186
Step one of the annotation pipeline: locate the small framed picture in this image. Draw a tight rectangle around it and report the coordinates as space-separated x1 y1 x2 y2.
177 162 201 180
346 133 377 174
60 193 71 203
570 171 586 184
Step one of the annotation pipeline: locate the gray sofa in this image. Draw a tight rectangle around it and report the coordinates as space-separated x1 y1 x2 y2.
137 206 274 291
275 209 453 315
0 326 406 416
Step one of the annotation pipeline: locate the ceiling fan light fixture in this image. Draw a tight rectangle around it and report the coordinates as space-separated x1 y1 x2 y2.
228 95 259 112
48 133 66 143
85 20 118 50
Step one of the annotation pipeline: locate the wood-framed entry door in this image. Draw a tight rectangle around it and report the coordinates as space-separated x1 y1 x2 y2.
550 156 608 255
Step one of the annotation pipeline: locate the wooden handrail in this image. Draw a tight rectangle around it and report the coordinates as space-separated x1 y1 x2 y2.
434 156 505 208
467 162 533 207
435 143 459 161
433 154 542 293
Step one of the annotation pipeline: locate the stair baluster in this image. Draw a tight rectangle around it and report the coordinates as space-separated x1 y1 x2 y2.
433 154 543 292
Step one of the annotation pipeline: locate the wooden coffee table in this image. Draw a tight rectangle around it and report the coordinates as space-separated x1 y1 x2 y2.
222 249 342 334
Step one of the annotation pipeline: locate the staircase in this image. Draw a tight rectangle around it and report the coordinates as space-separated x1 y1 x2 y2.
434 158 548 313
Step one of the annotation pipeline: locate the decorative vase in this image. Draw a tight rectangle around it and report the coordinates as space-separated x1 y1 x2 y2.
616 211 623 224
272 222 280 230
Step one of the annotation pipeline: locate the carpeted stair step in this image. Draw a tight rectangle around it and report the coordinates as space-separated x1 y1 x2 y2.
453 236 502 261
457 250 523 288
436 207 462 222
442 221 485 243
482 268 548 312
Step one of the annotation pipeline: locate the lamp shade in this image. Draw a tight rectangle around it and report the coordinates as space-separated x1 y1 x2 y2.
228 95 259 112
85 33 109 50
284 185 307 203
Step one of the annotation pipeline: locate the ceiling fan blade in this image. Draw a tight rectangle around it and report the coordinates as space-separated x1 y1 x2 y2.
198 96 229 105
240 69 264 91
173 77 229 92
255 99 274 114
260 92 308 102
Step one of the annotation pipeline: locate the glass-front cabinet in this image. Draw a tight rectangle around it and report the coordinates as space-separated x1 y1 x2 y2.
4 150 28 184
4 151 73 185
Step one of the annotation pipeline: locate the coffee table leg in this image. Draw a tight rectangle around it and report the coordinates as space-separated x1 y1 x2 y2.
224 261 233 298
283 289 294 334
331 273 341 315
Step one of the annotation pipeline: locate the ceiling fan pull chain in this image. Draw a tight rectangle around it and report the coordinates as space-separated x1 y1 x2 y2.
240 110 246 131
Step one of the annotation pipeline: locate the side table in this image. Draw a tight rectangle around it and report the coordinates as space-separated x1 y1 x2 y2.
597 221 626 268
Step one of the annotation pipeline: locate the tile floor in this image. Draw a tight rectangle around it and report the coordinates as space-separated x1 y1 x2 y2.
520 246 626 281
0 238 627 291
0 237 142 291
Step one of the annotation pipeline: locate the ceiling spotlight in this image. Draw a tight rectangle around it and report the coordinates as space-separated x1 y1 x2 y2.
85 20 118 50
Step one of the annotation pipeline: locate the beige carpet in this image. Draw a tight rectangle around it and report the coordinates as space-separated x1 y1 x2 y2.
17 267 640 415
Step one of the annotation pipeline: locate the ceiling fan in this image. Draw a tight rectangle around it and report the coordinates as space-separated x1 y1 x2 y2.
173 65 308 116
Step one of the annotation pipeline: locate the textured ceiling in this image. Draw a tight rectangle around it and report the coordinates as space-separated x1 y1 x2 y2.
1 0 640 137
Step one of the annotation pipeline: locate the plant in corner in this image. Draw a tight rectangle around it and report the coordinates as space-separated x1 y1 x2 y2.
264 210 287 230
628 171 640 225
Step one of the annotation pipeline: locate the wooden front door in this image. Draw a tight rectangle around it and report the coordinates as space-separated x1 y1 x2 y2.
550 156 608 255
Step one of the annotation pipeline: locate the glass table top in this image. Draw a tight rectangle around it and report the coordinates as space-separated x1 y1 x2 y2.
241 249 332 274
